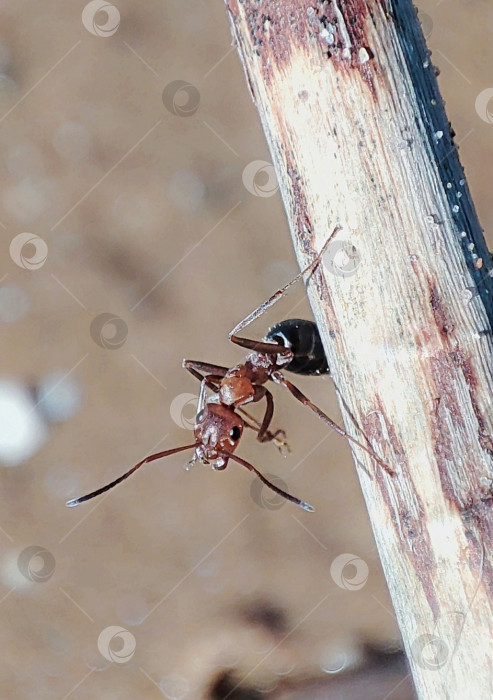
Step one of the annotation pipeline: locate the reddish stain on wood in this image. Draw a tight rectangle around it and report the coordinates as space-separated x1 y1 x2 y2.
363 399 440 618
226 0 385 100
429 283 455 336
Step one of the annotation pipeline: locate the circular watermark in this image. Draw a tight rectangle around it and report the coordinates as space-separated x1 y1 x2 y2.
250 473 289 510
90 313 128 349
170 393 199 430
9 233 48 270
162 81 200 117
323 239 362 278
411 633 449 670
97 626 136 663
160 673 189 700
475 88 493 125
330 553 369 591
242 160 279 198
17 545 56 583
82 1 120 37
418 11 433 40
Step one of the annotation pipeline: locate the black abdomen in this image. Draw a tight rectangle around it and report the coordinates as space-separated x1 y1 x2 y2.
265 319 329 376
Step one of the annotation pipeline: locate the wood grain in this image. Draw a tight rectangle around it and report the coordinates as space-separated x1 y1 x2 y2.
225 1 493 697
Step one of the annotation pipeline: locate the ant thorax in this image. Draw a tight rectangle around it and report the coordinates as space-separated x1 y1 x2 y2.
219 365 256 406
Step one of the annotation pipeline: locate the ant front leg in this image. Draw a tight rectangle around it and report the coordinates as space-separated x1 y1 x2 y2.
271 371 394 475
183 359 228 402
182 360 228 424
183 359 228 385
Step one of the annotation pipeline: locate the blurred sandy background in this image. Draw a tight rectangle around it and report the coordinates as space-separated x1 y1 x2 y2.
0 1 492 698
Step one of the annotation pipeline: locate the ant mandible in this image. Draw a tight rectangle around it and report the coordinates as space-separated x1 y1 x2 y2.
66 226 390 512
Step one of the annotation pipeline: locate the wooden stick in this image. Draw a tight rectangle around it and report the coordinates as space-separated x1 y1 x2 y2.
225 1 493 697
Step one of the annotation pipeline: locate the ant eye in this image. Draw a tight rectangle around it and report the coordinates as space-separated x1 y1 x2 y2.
230 426 241 441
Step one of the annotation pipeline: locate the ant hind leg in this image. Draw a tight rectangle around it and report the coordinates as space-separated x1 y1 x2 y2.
271 371 393 475
229 224 342 339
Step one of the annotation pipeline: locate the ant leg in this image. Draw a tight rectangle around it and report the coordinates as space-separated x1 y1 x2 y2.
230 335 294 358
183 360 228 406
271 371 393 475
197 374 225 416
238 408 290 453
184 360 288 450
331 377 375 453
244 384 276 442
254 388 275 442
229 224 342 338
183 359 228 380
182 363 225 425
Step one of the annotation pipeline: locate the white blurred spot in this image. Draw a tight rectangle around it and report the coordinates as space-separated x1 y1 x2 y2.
3 177 53 225
53 122 93 162
167 169 205 212
6 143 44 178
0 381 48 466
1 549 33 591
35 373 82 424
0 286 30 323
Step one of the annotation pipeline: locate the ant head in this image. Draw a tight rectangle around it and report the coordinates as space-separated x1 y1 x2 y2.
194 403 244 469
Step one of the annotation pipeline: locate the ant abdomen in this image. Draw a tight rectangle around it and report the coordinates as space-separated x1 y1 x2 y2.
265 319 329 376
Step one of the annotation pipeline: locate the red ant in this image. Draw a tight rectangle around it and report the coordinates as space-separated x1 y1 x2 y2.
66 226 390 512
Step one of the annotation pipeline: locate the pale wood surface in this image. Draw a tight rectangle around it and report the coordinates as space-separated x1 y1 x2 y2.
225 1 493 697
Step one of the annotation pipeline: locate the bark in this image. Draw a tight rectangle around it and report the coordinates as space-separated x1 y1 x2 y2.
224 1 493 698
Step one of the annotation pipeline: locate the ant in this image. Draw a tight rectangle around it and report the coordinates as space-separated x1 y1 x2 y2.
66 226 390 512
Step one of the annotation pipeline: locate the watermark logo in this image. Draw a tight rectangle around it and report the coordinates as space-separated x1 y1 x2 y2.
10 233 48 270
330 553 369 591
82 1 120 37
160 674 189 700
162 81 200 117
411 633 449 670
90 313 128 349
242 160 278 197
323 239 362 278
475 88 493 124
250 473 289 510
98 626 136 663
170 393 199 430
17 545 55 583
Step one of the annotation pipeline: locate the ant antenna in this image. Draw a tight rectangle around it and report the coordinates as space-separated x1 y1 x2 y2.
66 443 197 507
222 450 315 513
